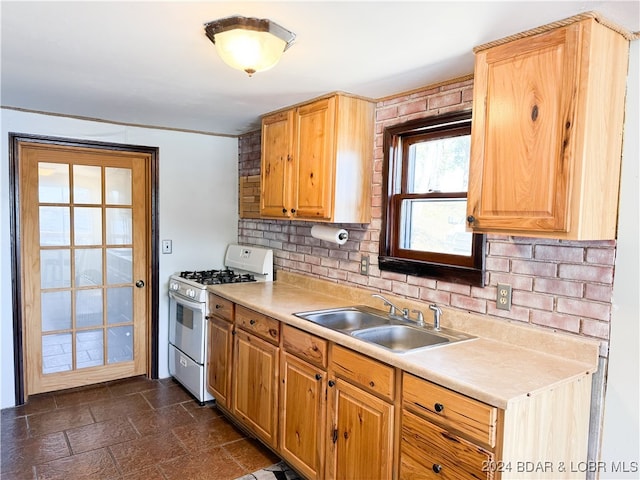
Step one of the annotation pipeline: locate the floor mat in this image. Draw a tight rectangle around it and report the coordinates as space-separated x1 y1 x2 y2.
235 461 301 480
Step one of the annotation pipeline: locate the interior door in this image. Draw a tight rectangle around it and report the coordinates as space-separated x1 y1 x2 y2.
18 141 150 395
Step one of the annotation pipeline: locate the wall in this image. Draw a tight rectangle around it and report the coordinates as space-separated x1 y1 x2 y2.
1 109 239 408
600 39 640 478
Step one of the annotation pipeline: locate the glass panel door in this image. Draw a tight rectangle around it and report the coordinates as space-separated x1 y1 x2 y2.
20 143 148 394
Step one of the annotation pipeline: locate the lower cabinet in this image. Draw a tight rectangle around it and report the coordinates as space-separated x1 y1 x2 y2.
401 372 497 479
206 300 593 480
232 328 280 449
327 344 395 480
326 377 394 479
206 294 234 410
280 352 326 479
206 316 233 409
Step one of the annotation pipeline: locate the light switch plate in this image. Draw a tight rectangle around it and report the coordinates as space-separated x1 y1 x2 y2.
162 239 172 254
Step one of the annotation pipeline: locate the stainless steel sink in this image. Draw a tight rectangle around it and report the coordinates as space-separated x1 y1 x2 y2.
294 306 389 331
351 325 449 352
294 306 475 353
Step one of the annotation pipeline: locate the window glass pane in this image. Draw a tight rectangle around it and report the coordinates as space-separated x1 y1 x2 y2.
75 249 103 286
73 165 102 204
107 287 133 324
41 291 71 331
106 167 132 205
38 163 69 203
76 289 103 328
106 208 132 245
41 249 71 289
77 329 104 369
108 325 133 364
42 333 72 374
40 206 70 246
408 135 470 193
400 198 472 256
106 248 132 284
74 207 102 245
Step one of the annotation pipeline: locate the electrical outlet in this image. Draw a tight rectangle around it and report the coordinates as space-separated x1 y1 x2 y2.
162 239 172 254
497 283 512 311
360 255 370 275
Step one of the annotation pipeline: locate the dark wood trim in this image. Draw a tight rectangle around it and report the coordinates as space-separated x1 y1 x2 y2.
379 110 486 287
8 132 160 405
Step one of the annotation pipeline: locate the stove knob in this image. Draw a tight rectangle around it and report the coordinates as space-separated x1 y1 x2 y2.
170 283 179 291
187 289 195 298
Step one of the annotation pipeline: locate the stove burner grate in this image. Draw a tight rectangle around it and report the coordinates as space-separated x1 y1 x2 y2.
179 269 256 284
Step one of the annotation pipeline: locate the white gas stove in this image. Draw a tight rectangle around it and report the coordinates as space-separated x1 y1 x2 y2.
168 244 274 403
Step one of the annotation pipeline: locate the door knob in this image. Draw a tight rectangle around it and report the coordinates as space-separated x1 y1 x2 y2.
135 280 145 288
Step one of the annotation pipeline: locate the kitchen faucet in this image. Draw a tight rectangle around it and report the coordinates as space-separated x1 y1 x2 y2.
371 294 408 319
429 304 442 331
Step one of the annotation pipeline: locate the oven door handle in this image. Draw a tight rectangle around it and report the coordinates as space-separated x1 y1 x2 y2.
169 291 206 312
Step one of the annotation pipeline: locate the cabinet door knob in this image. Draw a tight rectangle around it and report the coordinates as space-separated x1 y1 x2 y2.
315 373 322 381
434 402 444 413
282 208 288 214
432 464 442 474
215 304 223 309
467 215 475 224
249 319 256 325
291 208 296 214
328 380 335 387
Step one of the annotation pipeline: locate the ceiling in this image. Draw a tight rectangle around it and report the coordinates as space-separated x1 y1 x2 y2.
2 1 638 137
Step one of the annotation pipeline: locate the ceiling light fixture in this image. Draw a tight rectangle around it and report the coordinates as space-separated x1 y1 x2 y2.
204 15 296 77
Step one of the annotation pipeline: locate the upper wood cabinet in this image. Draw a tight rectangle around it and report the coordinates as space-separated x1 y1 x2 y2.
467 17 629 239
260 93 374 223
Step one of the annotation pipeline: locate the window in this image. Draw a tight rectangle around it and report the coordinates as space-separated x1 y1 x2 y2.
379 111 485 286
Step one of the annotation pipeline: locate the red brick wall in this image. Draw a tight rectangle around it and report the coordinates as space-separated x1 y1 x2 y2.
238 79 615 351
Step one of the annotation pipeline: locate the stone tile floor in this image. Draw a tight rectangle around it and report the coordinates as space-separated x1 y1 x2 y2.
0 376 281 479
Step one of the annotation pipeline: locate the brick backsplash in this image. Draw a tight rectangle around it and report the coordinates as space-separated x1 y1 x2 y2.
238 79 616 354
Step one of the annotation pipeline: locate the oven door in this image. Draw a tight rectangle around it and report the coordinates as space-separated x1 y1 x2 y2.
168 291 207 364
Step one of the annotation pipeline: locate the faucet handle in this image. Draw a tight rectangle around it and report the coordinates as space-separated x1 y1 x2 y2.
411 309 425 326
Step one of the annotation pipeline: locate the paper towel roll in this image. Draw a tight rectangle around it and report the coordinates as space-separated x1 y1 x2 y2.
310 225 349 245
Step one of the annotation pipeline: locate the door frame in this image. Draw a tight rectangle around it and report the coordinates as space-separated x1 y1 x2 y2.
8 132 160 404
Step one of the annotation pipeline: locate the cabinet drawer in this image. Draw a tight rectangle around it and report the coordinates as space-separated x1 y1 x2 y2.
331 345 395 401
283 324 328 368
403 373 497 448
400 409 494 480
236 305 280 344
208 294 234 322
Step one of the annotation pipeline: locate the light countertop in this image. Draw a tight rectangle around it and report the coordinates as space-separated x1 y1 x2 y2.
207 274 599 409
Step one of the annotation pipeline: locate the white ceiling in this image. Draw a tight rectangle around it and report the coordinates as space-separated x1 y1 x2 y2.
2 1 638 136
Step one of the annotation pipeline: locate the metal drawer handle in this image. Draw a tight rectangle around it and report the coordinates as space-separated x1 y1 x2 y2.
249 319 256 325
432 464 442 474
434 402 444 413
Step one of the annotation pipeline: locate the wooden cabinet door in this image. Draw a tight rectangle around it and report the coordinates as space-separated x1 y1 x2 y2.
294 97 336 220
468 24 580 233
232 329 279 448
280 352 326 480
206 316 232 409
261 110 294 218
326 378 393 480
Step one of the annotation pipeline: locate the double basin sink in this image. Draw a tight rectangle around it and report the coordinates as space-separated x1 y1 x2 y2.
294 305 475 354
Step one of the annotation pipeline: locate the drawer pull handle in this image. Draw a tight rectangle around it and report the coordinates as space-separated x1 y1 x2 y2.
328 380 335 387
315 374 322 381
249 319 256 325
434 402 444 413
215 304 223 309
432 464 442 474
